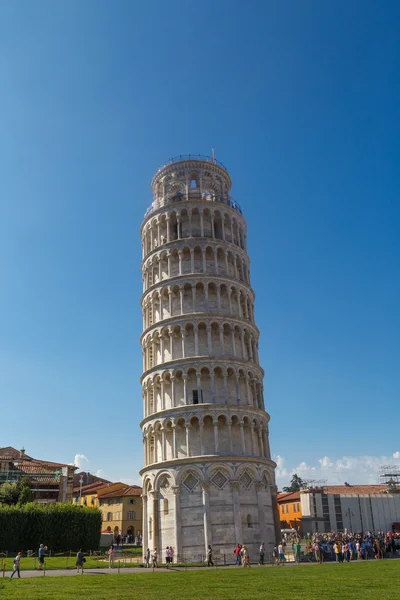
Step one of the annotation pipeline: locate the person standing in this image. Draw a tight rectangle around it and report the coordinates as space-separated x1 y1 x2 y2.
278 542 285 566
259 542 265 565
272 545 279 566
10 552 22 579
76 549 85 573
207 545 214 567
295 541 301 563
144 548 150 568
169 546 174 564
108 545 116 568
38 544 46 570
234 543 242 566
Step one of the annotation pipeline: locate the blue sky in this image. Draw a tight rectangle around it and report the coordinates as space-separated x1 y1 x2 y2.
1 0 399 487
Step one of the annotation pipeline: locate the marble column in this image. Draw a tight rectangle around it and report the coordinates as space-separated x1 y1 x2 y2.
231 481 243 545
142 494 148 559
172 486 181 560
256 482 267 546
150 490 159 550
201 483 212 552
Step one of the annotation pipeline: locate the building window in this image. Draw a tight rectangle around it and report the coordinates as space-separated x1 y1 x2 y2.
128 511 136 520
108 499 112 506
107 512 112 521
192 390 199 404
163 499 169 515
247 514 253 528
115 512 120 521
129 499 136 505
149 517 152 540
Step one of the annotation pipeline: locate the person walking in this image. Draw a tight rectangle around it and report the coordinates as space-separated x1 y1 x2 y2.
272 545 279 566
207 544 214 567
169 546 174 564
76 549 85 573
164 546 170 568
10 552 22 579
38 544 47 570
145 548 150 568
259 542 265 565
152 547 158 568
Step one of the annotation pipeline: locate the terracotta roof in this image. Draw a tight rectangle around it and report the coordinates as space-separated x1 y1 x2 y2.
73 471 111 488
99 484 142 499
0 447 31 460
321 485 390 495
278 492 300 502
73 482 117 495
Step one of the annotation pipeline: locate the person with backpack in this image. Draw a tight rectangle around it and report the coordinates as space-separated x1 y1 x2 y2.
144 548 150 568
76 549 85 573
10 552 22 579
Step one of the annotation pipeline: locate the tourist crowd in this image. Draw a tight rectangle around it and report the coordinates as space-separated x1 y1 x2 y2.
306 531 399 562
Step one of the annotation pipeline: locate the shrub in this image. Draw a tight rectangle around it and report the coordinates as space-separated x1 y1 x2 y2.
0 503 102 552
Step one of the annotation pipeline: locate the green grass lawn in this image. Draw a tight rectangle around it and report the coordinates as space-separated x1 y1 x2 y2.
0 561 398 600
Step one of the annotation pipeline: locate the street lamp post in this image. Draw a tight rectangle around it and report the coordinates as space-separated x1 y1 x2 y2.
79 475 83 504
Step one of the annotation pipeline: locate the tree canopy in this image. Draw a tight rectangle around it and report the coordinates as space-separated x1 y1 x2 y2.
282 473 305 493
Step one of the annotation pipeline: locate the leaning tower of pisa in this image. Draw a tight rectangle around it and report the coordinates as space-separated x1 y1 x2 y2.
140 155 279 560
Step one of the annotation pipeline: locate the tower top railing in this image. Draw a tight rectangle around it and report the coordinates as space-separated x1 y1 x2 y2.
155 154 228 173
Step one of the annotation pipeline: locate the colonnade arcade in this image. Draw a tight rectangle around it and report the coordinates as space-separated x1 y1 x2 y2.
141 206 246 259
142 364 264 416
142 243 250 294
142 411 271 466
142 280 254 329
142 320 259 372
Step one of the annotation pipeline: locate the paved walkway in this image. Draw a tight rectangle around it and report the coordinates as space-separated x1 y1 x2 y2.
4 558 399 579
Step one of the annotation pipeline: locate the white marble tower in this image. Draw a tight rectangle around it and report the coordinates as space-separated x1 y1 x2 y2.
140 155 278 560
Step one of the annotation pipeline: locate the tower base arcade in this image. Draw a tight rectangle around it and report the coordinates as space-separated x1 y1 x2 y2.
141 458 277 561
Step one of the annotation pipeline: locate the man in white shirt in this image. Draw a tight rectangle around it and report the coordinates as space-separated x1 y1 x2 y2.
278 543 285 566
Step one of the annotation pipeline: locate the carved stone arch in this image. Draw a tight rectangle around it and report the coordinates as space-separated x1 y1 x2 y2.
153 469 176 492
206 463 234 489
176 464 204 486
143 476 153 495
201 411 215 424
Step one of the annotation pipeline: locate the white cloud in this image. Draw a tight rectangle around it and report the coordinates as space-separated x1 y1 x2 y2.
319 456 333 468
274 452 400 488
74 454 89 470
94 469 104 478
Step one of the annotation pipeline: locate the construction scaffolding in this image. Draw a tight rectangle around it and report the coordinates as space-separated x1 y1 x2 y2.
378 465 400 491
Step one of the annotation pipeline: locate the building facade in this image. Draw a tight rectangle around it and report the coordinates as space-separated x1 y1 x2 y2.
0 446 75 503
301 485 400 534
278 492 302 533
139 155 278 560
74 482 143 539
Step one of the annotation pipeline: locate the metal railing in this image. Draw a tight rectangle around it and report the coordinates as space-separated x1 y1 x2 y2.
156 154 228 172
0 470 61 483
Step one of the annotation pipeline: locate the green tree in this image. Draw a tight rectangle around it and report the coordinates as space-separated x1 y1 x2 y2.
282 473 305 493
17 478 33 505
0 482 20 505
